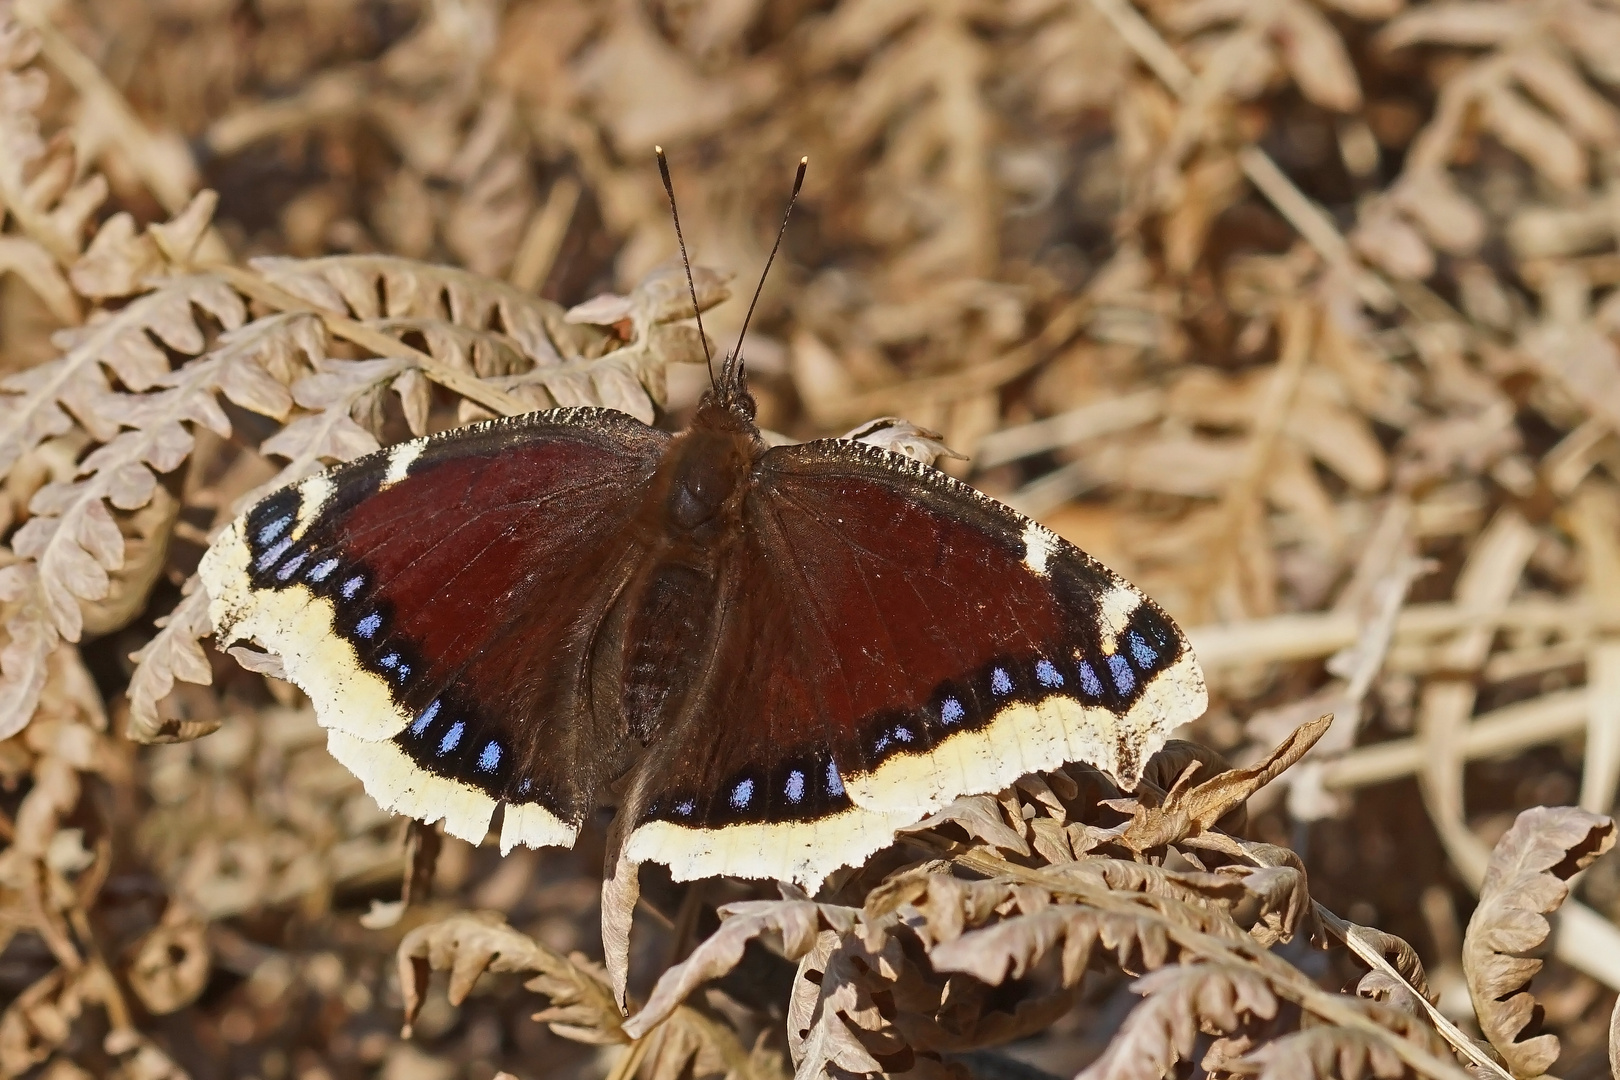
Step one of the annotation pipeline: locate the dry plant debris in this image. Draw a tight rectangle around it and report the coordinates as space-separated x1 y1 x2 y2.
2 0 1620 1076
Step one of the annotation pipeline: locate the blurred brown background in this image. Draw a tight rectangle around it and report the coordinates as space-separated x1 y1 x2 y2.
4 0 1620 1077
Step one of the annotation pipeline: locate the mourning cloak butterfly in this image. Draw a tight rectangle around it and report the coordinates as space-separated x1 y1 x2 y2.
200 157 1207 892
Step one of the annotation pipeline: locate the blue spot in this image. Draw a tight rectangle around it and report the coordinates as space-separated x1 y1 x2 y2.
1107 654 1136 695
991 667 1013 695
941 697 965 725
308 558 340 582
1036 659 1064 688
518 778 533 795
396 664 411 682
874 733 891 753
730 779 754 809
786 770 805 804
411 700 439 736
379 653 399 669
342 575 365 599
276 551 308 580
1078 661 1103 697
356 612 381 639
257 514 292 547
477 741 501 772
894 725 914 744
438 721 464 755
1128 630 1159 670
826 760 845 797
675 799 695 817
255 537 293 571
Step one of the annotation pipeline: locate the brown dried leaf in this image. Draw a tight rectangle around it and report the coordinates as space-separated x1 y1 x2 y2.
1463 806 1616 1077
251 254 578 364
125 585 215 744
1078 963 1279 1080
0 235 78 323
1122 714 1333 852
1232 1027 1410 1079
397 911 622 1044
125 904 209 1015
0 565 60 740
905 793 1030 856
623 897 858 1039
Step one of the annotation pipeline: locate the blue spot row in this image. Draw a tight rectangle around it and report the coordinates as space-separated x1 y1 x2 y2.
257 514 292 547
255 537 293 572
478 741 502 772
1127 630 1159 670
438 720 464 755
1106 654 1135 696
827 760 844 797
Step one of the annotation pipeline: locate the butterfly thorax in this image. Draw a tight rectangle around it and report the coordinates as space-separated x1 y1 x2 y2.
607 405 761 745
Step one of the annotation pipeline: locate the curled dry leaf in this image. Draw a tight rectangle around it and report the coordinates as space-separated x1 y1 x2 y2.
1463 806 1617 1077
1121 714 1333 852
1232 1026 1410 1079
396 911 622 1045
623 896 859 1039
1077 963 1280 1080
125 903 210 1015
840 417 963 465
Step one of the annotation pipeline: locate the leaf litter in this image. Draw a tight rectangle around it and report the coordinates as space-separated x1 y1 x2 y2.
2 0 1620 1077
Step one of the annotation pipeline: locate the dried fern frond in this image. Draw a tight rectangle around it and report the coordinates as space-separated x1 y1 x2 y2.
1463 805 1617 1076
397 910 624 1043
1075 962 1280 1080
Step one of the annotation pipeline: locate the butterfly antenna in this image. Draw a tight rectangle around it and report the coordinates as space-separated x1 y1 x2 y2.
656 146 714 389
723 156 807 390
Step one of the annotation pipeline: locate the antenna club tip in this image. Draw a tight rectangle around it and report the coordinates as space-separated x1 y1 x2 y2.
800 156 808 165
655 145 664 155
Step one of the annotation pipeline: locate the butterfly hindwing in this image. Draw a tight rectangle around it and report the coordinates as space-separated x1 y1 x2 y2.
624 438 1207 890
202 408 670 848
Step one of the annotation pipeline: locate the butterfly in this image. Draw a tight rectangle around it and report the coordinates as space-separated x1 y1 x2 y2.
200 154 1208 893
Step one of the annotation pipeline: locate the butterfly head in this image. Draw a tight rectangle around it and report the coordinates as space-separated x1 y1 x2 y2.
695 358 758 430
656 148 805 433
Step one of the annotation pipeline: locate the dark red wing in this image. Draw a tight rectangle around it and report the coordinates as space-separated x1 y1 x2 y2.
202 408 669 848
623 438 1206 889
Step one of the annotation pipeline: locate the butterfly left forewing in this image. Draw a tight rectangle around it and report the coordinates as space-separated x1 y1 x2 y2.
202 408 670 848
